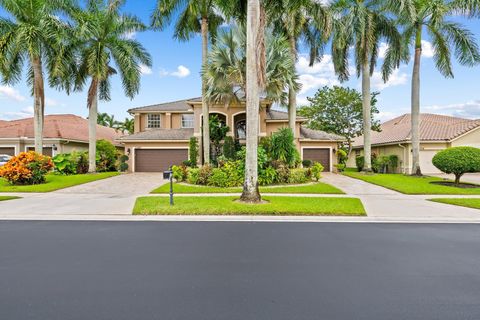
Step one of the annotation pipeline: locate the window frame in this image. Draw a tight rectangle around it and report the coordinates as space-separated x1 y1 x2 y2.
147 114 161 129
181 113 194 128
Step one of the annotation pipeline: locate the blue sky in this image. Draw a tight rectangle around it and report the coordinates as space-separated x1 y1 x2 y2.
1 1 480 123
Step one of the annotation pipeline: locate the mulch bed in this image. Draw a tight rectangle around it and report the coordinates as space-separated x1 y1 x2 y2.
430 181 480 189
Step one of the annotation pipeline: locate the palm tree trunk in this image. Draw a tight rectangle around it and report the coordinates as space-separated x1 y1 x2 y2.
411 26 422 176
31 56 45 155
201 16 210 165
288 35 297 135
88 79 99 173
240 0 262 203
361 61 372 172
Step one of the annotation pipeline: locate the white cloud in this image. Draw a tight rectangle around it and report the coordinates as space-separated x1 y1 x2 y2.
421 40 434 58
123 31 136 40
423 100 480 119
378 42 389 59
371 68 408 91
46 98 60 107
171 65 191 78
139 64 153 75
0 106 33 120
296 55 339 95
160 65 191 78
0 86 26 102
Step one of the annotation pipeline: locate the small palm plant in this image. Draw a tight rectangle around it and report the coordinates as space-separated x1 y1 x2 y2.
0 0 76 154
71 0 151 173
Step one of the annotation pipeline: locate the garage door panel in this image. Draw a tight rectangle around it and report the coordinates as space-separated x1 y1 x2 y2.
303 148 331 172
135 149 188 172
26 147 53 157
0 147 15 156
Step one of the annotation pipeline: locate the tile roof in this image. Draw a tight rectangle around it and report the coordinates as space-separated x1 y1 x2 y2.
300 126 345 141
353 113 480 147
265 109 306 121
127 98 199 113
118 128 194 141
0 114 123 145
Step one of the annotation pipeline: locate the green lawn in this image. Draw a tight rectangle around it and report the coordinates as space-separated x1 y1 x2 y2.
0 172 120 193
133 196 365 216
343 172 480 195
0 196 21 201
429 198 480 210
151 182 344 194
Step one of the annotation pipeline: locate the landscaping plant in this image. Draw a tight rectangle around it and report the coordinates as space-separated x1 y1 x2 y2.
119 155 129 172
96 139 118 172
271 128 298 167
432 147 480 185
223 136 236 160
311 162 324 181
209 114 230 163
0 152 53 185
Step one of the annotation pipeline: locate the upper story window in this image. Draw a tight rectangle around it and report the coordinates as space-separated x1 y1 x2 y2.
181 114 194 128
147 114 161 128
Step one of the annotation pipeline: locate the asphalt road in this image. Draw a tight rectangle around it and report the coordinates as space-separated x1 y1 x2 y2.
1 221 480 320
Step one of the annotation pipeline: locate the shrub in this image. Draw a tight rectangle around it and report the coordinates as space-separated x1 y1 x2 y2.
189 137 199 167
288 168 308 184
311 162 324 181
336 149 348 165
76 152 89 174
96 139 117 172
271 128 297 167
236 146 268 171
187 168 200 184
271 160 290 184
208 168 229 187
223 136 236 160
197 164 213 185
335 163 346 172
172 165 188 182
221 160 243 187
0 151 53 185
259 136 272 157
119 154 129 172
53 153 78 175
302 159 312 168
355 156 364 172
388 155 399 173
432 147 480 185
259 166 277 186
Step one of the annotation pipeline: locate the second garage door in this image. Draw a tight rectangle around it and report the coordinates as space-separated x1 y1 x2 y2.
303 148 331 172
0 147 15 156
135 149 188 172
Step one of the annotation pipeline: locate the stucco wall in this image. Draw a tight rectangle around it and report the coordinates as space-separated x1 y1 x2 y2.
452 127 480 148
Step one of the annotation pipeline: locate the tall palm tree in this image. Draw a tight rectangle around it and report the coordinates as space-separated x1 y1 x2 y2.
97 112 117 128
151 0 224 165
391 0 480 175
330 0 403 172
115 117 134 134
270 0 331 133
0 0 75 154
204 25 299 105
72 0 151 173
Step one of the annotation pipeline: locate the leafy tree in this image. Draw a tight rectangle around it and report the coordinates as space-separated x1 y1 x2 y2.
71 0 151 172
432 147 480 185
152 0 225 165
299 86 381 156
0 0 76 154
330 0 403 172
388 0 480 176
209 114 229 162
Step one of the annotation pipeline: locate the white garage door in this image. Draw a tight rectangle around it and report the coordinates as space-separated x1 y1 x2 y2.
420 150 442 174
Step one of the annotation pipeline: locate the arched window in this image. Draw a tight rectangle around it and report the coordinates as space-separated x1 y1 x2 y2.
236 120 246 139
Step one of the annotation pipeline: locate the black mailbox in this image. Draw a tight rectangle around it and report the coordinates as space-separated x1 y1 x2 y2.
163 170 172 180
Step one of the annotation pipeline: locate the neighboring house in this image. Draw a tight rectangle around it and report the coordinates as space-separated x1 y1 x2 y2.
118 97 344 172
0 114 123 157
347 113 480 174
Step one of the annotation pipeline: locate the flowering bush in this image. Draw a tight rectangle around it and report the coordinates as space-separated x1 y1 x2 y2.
0 151 53 185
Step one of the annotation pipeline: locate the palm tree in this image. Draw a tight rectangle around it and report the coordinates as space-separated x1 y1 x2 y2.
391 0 480 175
269 0 331 133
330 0 403 172
204 25 299 106
72 0 151 173
97 112 117 128
116 118 134 134
0 0 75 154
151 0 224 165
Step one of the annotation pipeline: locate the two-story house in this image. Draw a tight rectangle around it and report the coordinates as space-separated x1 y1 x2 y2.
118 97 344 172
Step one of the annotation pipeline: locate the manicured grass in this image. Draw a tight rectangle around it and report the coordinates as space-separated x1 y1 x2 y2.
0 172 120 193
151 182 344 194
343 172 480 195
429 198 480 210
0 196 20 201
133 196 365 216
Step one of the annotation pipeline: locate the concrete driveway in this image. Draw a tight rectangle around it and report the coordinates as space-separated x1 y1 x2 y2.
0 173 164 217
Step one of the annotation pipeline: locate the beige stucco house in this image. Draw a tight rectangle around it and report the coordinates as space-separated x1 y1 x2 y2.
347 113 480 174
119 97 344 172
0 114 123 157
